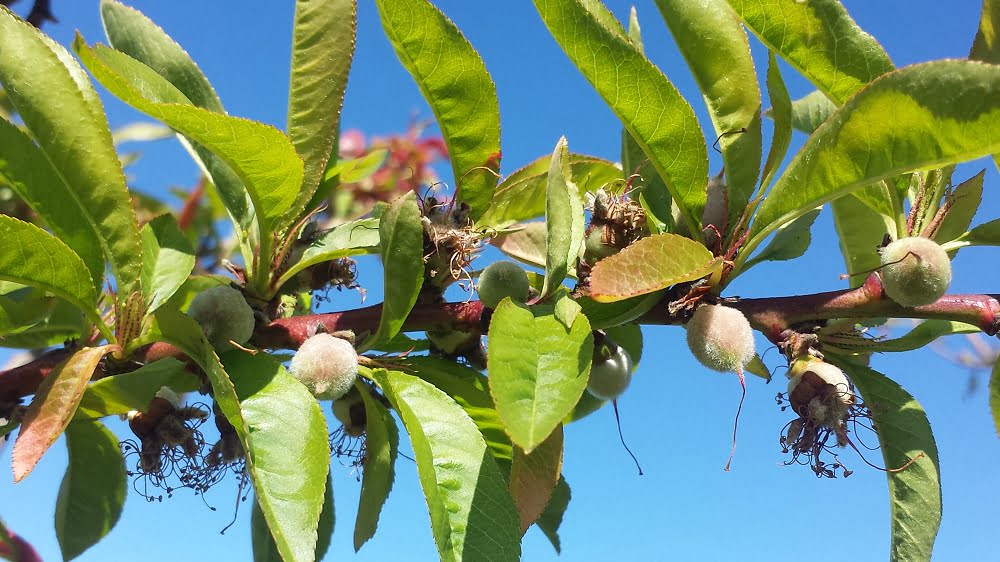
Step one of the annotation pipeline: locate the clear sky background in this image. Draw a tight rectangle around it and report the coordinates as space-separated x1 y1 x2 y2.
2 1 1000 561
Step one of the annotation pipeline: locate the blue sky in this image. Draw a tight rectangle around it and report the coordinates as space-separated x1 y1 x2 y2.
2 1 999 561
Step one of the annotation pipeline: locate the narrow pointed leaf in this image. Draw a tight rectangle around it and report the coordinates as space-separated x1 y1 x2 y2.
934 170 984 248
971 0 1000 63
77 358 199 419
509 425 563 534
55 421 126 561
12 345 117 482
831 194 889 287
990 356 1000 437
141 214 196 313
252 475 334 562
837 361 941 562
541 137 585 299
589 233 718 302
372 369 522 562
0 118 104 289
488 300 593 452
0 216 99 317
534 0 708 232
866 321 980 353
0 8 142 301
491 222 549 271
481 155 621 227
577 291 662 330
224 352 330 562
287 0 357 221
375 0 501 220
354 383 398 551
274 217 380 292
656 0 762 228
743 61 1000 265
727 0 894 105
535 477 571 553
787 90 837 133
761 52 792 188
742 208 820 270
365 192 424 350
100 0 253 228
74 39 304 238
0 299 87 350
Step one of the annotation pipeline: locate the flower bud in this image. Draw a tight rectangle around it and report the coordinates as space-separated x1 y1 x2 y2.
878 236 951 307
289 333 359 401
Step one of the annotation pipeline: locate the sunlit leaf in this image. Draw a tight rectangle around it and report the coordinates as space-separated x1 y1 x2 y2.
541 137 585 299
656 0 762 229
252 475 334 562
990 356 1000 438
354 382 398 551
837 360 941 562
224 352 330 562
275 217 380 293
287 0 357 221
0 8 143 303
534 0 708 233
589 233 718 302
12 345 117 482
490 222 549 271
140 214 196 313
971 0 1000 63
787 90 837 133
865 320 979 353
488 300 593 452
761 52 793 189
831 194 889 287
375 0 501 220
742 208 820 270
372 368 521 562
55 421 126 561
934 170 984 250
577 292 661 330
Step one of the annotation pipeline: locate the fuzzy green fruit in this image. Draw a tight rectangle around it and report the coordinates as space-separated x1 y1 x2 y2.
879 236 951 307
477 261 530 308
584 226 619 265
289 333 359 400
685 304 755 373
186 285 255 352
586 344 634 400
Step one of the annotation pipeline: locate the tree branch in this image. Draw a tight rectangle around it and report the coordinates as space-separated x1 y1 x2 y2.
1 274 997 404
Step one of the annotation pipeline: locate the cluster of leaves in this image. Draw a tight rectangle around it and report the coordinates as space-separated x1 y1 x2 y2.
0 0 998 561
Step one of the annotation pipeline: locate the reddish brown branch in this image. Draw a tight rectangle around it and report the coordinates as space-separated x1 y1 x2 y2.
2 275 997 404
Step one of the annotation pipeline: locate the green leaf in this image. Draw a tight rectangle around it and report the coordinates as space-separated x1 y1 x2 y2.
111 121 173 144
0 216 101 328
488 300 593 453
990 356 1000 438
0 9 143 302
742 207 820 271
481 155 622 227
0 287 53 336
365 193 424 350
509 424 563 534
354 383 398 551
375 0 501 220
371 368 521 562
958 218 1000 247
788 90 837 133
287 0 357 221
252 476 334 562
224 352 330 562
12 345 117 482
655 0 762 229
0 118 105 289
576 292 662 330
971 0 1000 63
490 222 549 271
742 61 1000 267
325 149 389 184
836 360 941 562
274 217 380 293
831 194 889 287
73 39 304 247
866 320 979 353
0 299 87 349
534 0 708 233
77 358 199 419
100 0 253 229
727 0 894 105
541 137 585 299
55 421 126 561
140 214 196 313
761 52 793 189
934 170 985 249
396 357 513 466
589 233 719 302
535 476 571 554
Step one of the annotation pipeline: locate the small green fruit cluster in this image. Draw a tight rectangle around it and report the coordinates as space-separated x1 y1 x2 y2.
586 342 634 400
878 236 951 307
685 304 755 373
477 261 530 308
289 333 359 401
186 285 255 352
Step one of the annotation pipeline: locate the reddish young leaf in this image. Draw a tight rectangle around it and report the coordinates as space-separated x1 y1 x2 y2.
12 345 117 482
588 233 719 302
509 424 563 534
0 520 43 562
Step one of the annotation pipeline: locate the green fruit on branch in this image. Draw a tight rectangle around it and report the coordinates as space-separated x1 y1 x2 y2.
477 260 530 309
685 304 755 373
586 342 634 400
186 285 255 352
289 333 359 401
878 236 952 307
